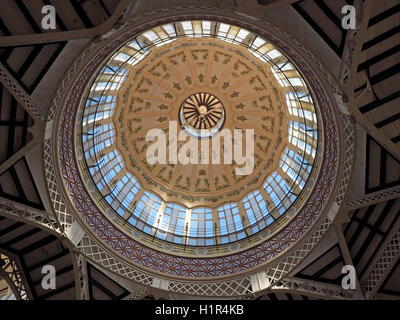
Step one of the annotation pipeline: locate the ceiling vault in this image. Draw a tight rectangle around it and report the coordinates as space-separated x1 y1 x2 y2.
0 0 398 300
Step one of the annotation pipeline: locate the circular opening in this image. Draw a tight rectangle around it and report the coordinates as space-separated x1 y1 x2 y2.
179 92 226 139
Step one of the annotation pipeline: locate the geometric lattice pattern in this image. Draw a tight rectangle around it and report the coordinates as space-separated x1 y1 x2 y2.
335 113 355 206
363 222 400 296
77 235 154 287
0 251 29 300
0 63 43 120
0 199 58 234
126 286 149 300
272 277 357 300
344 186 400 209
167 278 253 297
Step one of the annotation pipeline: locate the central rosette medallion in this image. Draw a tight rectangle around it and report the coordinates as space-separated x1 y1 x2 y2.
179 92 226 138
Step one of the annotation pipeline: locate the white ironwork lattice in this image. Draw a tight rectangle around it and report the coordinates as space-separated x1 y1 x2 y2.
76 253 90 300
362 222 400 297
272 277 356 300
77 235 154 287
335 114 355 206
344 186 400 209
167 277 253 297
125 286 149 300
0 62 44 120
0 252 29 300
0 199 59 233
264 216 332 286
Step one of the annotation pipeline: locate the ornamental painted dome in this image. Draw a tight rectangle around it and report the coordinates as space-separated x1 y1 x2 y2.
74 22 320 248
52 13 341 282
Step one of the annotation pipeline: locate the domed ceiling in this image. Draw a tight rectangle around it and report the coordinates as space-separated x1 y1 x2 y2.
51 16 342 281
75 21 320 249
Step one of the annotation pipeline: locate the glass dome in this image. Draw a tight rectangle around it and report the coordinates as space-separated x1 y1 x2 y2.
78 20 319 248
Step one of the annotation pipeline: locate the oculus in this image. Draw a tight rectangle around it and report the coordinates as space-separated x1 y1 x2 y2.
179 92 226 139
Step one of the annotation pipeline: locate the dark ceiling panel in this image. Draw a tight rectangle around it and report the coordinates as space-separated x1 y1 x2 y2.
87 263 130 300
0 157 44 210
0 216 76 300
0 85 33 164
0 42 67 95
378 257 400 297
295 244 346 285
365 135 400 194
353 2 400 146
292 0 353 57
343 199 400 280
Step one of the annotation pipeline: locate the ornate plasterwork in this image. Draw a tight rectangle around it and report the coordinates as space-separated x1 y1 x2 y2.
43 7 352 291
179 92 226 135
113 38 288 207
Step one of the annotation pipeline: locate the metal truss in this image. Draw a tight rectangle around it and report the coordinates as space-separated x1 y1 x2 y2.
270 277 357 300
0 0 133 47
362 218 400 299
339 0 366 85
124 286 149 300
344 0 400 161
0 62 44 121
344 186 400 210
335 113 356 206
75 252 90 300
0 198 60 234
0 251 29 300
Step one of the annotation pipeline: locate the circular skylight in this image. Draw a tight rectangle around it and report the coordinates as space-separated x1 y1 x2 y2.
76 20 320 248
